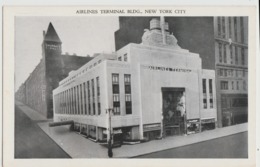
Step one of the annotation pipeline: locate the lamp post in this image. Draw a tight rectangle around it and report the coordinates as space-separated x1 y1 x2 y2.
106 108 114 158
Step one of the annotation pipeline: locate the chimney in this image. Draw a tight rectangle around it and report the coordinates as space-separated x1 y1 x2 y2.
43 31 46 39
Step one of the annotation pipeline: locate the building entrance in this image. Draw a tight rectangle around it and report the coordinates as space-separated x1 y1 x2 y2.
162 88 185 137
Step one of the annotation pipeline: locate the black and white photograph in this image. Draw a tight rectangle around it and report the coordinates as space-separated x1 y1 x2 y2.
2 5 258 167
14 15 249 158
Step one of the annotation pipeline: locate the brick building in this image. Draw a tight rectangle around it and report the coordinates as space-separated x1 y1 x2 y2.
15 23 92 118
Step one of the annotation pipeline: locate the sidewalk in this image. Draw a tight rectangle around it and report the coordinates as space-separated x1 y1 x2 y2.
15 101 48 121
16 101 248 158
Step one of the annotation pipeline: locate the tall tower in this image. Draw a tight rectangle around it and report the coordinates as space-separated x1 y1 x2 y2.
42 22 64 118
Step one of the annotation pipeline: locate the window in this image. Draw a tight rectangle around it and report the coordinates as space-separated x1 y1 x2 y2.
112 74 120 115
77 85 80 115
237 81 239 90
92 79 95 115
202 79 207 109
234 17 238 42
209 79 213 108
240 17 244 43
224 69 227 77
230 45 233 64
235 46 238 65
220 81 228 90
232 81 234 90
83 82 87 115
124 54 128 62
241 48 245 65
87 81 91 115
223 44 227 63
229 17 232 39
125 74 132 114
243 80 247 90
118 57 122 61
222 17 226 38
96 77 101 115
219 43 222 63
80 84 83 114
217 17 221 36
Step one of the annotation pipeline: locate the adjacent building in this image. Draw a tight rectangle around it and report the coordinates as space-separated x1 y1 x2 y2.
15 23 92 118
214 17 248 127
53 18 217 142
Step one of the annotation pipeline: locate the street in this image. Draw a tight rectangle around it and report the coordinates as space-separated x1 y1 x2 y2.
135 132 248 158
15 105 70 158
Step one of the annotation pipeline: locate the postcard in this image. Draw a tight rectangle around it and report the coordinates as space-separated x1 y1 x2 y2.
2 6 257 167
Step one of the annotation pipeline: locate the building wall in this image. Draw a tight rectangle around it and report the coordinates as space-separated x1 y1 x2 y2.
15 23 92 118
15 59 48 117
214 17 248 127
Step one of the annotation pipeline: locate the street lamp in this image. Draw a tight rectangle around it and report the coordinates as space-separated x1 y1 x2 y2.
106 108 114 158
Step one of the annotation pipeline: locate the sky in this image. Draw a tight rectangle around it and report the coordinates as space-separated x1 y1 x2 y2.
15 16 119 91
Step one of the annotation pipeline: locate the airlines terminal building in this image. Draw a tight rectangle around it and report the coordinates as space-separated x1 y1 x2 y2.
53 18 217 142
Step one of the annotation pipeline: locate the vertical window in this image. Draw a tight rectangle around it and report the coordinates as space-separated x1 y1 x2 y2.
70 88 72 114
87 81 91 115
77 85 80 115
234 17 238 42
229 17 232 39
92 79 95 115
96 77 101 115
237 81 239 90
243 70 246 77
112 74 120 115
124 54 128 62
240 17 244 43
243 80 247 90
124 74 132 114
209 79 213 108
217 17 221 36
235 46 238 65
223 44 227 63
80 84 83 114
232 81 234 90
83 82 87 115
219 43 222 63
241 48 245 65
230 45 233 64
202 79 207 109
220 81 229 90
222 17 226 38
224 69 227 77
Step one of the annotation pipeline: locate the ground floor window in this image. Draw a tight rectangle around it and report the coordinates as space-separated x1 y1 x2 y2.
221 94 248 127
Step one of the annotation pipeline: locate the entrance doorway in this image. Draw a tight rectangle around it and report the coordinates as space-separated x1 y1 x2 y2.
162 88 185 137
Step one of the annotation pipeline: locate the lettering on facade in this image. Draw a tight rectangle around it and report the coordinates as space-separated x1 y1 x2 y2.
142 65 192 73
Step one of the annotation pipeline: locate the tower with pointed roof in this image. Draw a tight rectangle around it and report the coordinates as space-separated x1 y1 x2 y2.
42 22 65 118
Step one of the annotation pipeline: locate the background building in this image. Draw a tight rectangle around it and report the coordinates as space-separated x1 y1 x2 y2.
214 17 248 127
15 23 92 118
114 16 248 127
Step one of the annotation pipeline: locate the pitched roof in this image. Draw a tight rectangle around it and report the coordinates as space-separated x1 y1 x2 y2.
44 22 62 43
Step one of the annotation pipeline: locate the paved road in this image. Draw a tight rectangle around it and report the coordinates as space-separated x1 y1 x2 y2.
15 105 70 158
134 132 248 158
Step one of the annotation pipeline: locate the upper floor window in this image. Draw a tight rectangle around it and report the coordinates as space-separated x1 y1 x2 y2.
220 81 228 90
112 74 120 115
124 54 128 62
